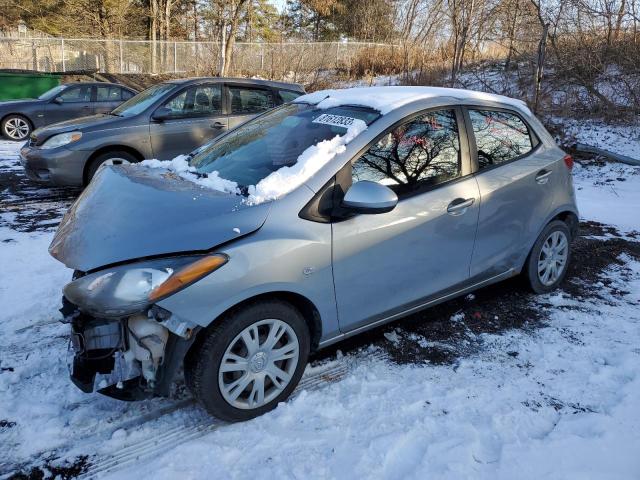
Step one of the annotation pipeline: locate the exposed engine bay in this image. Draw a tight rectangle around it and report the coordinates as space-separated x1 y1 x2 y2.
61 297 198 400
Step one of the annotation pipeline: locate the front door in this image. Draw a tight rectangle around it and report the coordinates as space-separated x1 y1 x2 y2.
45 84 93 123
465 108 557 277
332 108 480 332
149 83 228 160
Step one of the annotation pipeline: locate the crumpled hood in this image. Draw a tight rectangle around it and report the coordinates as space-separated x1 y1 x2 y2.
32 114 124 144
49 165 271 272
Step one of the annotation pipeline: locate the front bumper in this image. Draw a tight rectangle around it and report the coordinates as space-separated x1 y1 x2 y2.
20 145 88 186
62 298 197 400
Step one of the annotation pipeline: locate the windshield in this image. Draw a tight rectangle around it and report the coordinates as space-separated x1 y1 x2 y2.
190 103 380 190
38 85 67 100
111 83 175 117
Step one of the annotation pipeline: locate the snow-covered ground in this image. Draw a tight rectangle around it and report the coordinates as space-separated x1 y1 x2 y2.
1 136 639 479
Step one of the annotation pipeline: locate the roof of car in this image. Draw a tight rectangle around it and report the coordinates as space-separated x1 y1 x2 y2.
164 77 304 91
64 81 136 90
294 86 531 115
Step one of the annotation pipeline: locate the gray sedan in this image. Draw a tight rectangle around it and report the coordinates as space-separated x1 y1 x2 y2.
50 86 578 422
19 77 305 186
0 82 136 140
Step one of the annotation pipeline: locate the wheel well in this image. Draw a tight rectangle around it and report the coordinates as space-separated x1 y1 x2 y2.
552 211 579 239
83 145 144 185
188 292 323 359
1 112 33 129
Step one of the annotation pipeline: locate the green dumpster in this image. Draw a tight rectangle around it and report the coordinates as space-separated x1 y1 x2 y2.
0 72 60 101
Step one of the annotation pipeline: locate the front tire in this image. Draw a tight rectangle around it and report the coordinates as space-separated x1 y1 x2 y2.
1 114 32 141
186 300 310 422
524 220 572 293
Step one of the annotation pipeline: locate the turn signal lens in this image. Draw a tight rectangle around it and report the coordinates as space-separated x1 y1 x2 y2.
563 154 574 171
148 254 228 302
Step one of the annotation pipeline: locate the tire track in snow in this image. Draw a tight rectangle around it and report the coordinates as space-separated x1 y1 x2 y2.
1 351 388 479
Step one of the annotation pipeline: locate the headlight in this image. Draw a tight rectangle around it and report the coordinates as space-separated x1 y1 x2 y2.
63 254 228 317
41 131 82 150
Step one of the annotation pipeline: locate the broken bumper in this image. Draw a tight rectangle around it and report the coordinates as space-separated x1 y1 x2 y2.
62 298 198 401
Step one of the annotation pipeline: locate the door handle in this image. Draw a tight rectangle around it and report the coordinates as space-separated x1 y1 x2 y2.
535 169 552 184
447 197 475 215
210 121 225 129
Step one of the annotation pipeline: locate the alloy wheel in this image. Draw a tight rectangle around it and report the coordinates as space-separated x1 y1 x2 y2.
218 319 299 410
4 117 30 140
537 230 569 286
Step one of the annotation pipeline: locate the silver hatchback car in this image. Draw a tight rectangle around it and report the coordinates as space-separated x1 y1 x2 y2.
50 87 578 422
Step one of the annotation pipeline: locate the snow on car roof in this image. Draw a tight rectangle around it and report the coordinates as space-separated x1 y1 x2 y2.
294 86 531 115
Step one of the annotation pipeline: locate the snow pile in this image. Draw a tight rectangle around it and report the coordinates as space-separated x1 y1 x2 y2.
139 120 367 205
295 86 531 115
246 119 366 204
140 155 240 195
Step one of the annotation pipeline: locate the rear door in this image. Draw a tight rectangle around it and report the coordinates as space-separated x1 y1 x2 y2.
465 107 557 277
332 108 480 332
44 84 93 123
149 83 227 160
226 84 277 130
93 85 131 115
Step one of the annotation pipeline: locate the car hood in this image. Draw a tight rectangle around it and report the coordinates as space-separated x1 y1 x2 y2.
32 114 125 144
0 98 40 108
49 165 271 272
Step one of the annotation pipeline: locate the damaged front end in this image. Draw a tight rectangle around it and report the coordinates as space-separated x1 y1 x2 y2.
62 297 197 400
59 253 228 400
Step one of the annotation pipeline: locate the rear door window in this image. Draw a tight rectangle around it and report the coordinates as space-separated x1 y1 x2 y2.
121 88 135 100
468 109 534 169
96 86 122 102
278 90 303 103
352 109 462 198
228 86 275 114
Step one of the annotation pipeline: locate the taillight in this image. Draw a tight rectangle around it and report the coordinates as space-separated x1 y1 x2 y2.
563 154 574 171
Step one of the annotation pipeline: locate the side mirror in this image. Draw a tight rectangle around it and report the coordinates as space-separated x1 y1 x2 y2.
52 97 63 105
342 180 398 214
151 106 172 122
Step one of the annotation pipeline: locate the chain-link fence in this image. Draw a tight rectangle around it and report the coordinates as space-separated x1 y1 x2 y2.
0 37 396 78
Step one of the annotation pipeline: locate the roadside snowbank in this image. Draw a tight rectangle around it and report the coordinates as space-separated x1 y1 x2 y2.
551 117 640 160
573 160 640 235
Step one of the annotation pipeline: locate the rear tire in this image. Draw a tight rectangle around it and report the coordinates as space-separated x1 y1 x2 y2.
185 300 310 422
85 150 138 184
1 114 32 141
524 220 572 294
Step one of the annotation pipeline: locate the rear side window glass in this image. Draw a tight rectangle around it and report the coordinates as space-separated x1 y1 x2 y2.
96 86 122 101
278 90 302 103
229 86 275 114
121 89 135 100
469 109 533 168
352 109 461 198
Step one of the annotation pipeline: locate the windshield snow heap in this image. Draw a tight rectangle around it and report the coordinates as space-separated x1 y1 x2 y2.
139 118 367 205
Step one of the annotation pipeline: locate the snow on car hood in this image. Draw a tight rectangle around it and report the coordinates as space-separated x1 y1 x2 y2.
49 165 271 272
